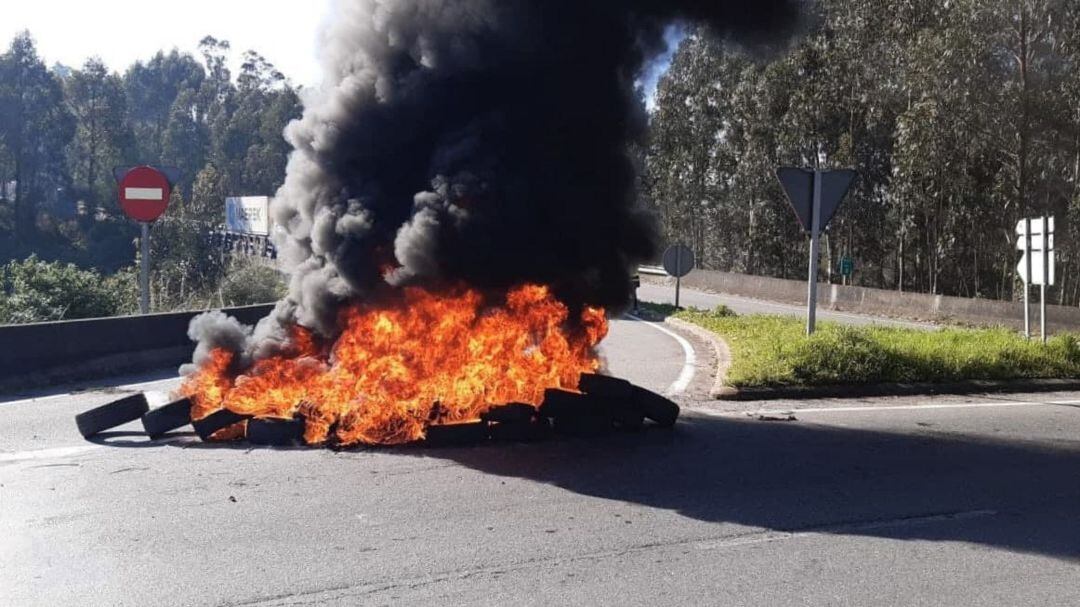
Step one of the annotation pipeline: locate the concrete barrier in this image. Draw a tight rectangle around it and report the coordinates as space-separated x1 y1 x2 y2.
646 269 1080 332
0 304 275 393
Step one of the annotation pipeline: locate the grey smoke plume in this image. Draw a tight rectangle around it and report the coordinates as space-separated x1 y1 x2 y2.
190 0 800 365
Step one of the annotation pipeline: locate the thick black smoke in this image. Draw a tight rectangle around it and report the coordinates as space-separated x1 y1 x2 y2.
189 0 800 366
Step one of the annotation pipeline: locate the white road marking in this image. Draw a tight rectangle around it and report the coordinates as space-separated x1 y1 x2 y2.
124 187 164 200
626 314 696 396
0 445 102 463
697 399 1080 418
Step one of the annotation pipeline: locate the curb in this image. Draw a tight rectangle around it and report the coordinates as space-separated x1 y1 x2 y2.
716 378 1080 401
662 316 739 399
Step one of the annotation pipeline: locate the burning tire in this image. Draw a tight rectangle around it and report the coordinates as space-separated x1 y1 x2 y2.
141 397 193 439
489 418 551 442
424 422 490 447
481 403 536 424
75 393 150 439
192 409 251 441
538 388 607 419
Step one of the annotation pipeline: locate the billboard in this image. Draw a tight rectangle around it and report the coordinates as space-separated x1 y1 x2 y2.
225 196 271 235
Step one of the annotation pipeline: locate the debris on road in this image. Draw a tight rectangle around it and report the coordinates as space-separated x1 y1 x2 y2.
754 412 798 422
75 393 150 438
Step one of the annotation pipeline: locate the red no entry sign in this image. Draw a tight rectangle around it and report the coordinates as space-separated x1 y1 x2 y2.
119 166 171 223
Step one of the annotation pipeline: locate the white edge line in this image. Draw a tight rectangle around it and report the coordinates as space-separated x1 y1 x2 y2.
626 314 696 396
0 445 102 463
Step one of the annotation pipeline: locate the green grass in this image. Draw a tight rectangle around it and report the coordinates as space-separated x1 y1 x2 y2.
639 303 1080 387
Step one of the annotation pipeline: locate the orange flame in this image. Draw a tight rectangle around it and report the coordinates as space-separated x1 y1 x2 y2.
180 284 607 446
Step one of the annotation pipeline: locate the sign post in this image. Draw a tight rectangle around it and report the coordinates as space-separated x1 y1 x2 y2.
117 166 171 314
777 167 858 335
662 244 695 309
1041 216 1049 343
807 170 822 335
1024 218 1031 339
1016 216 1055 343
140 223 150 313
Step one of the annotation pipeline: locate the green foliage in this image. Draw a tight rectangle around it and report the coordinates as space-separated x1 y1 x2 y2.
215 258 286 307
0 31 301 323
647 0 1080 304
0 32 75 236
0 255 134 323
65 58 133 211
676 308 1080 387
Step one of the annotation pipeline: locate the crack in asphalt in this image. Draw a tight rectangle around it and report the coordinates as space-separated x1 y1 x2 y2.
223 508 999 606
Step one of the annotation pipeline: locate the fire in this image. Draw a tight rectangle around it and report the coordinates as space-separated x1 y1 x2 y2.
180 284 607 446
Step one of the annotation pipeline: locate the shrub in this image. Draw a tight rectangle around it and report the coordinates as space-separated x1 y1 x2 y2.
0 255 133 324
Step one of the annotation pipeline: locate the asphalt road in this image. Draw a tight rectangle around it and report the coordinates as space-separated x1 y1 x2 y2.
637 282 935 329
2 315 1079 606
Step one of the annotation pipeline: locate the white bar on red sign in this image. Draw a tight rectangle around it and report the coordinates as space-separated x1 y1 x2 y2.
125 187 164 200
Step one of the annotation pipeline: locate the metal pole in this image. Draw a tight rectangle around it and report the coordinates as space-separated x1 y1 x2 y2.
807 170 822 335
1024 217 1031 339
1041 216 1048 344
140 222 150 314
675 247 682 309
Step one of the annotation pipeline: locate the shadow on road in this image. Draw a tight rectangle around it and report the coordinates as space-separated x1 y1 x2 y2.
89 409 1080 561
406 411 1080 561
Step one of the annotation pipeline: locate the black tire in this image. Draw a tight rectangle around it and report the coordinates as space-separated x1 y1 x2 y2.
539 389 607 419
578 373 634 399
193 409 251 441
247 418 305 446
141 397 193 439
490 418 551 442
481 403 536 423
75 393 150 439
552 414 614 437
424 422 490 447
631 386 680 427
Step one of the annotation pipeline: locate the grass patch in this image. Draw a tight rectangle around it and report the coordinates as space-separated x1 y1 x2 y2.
645 303 1080 387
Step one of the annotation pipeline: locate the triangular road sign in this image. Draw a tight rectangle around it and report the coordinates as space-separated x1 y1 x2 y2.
777 168 814 231
776 168 858 232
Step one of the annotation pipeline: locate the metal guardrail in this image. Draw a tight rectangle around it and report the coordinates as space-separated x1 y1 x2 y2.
638 265 667 276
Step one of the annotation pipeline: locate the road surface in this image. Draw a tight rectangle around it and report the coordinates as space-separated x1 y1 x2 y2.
2 315 1078 606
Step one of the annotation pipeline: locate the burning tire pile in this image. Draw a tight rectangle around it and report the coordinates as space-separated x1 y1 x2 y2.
75 373 679 448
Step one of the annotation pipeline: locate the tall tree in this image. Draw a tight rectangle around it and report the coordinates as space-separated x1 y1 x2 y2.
0 32 74 236
65 58 133 213
123 49 205 181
